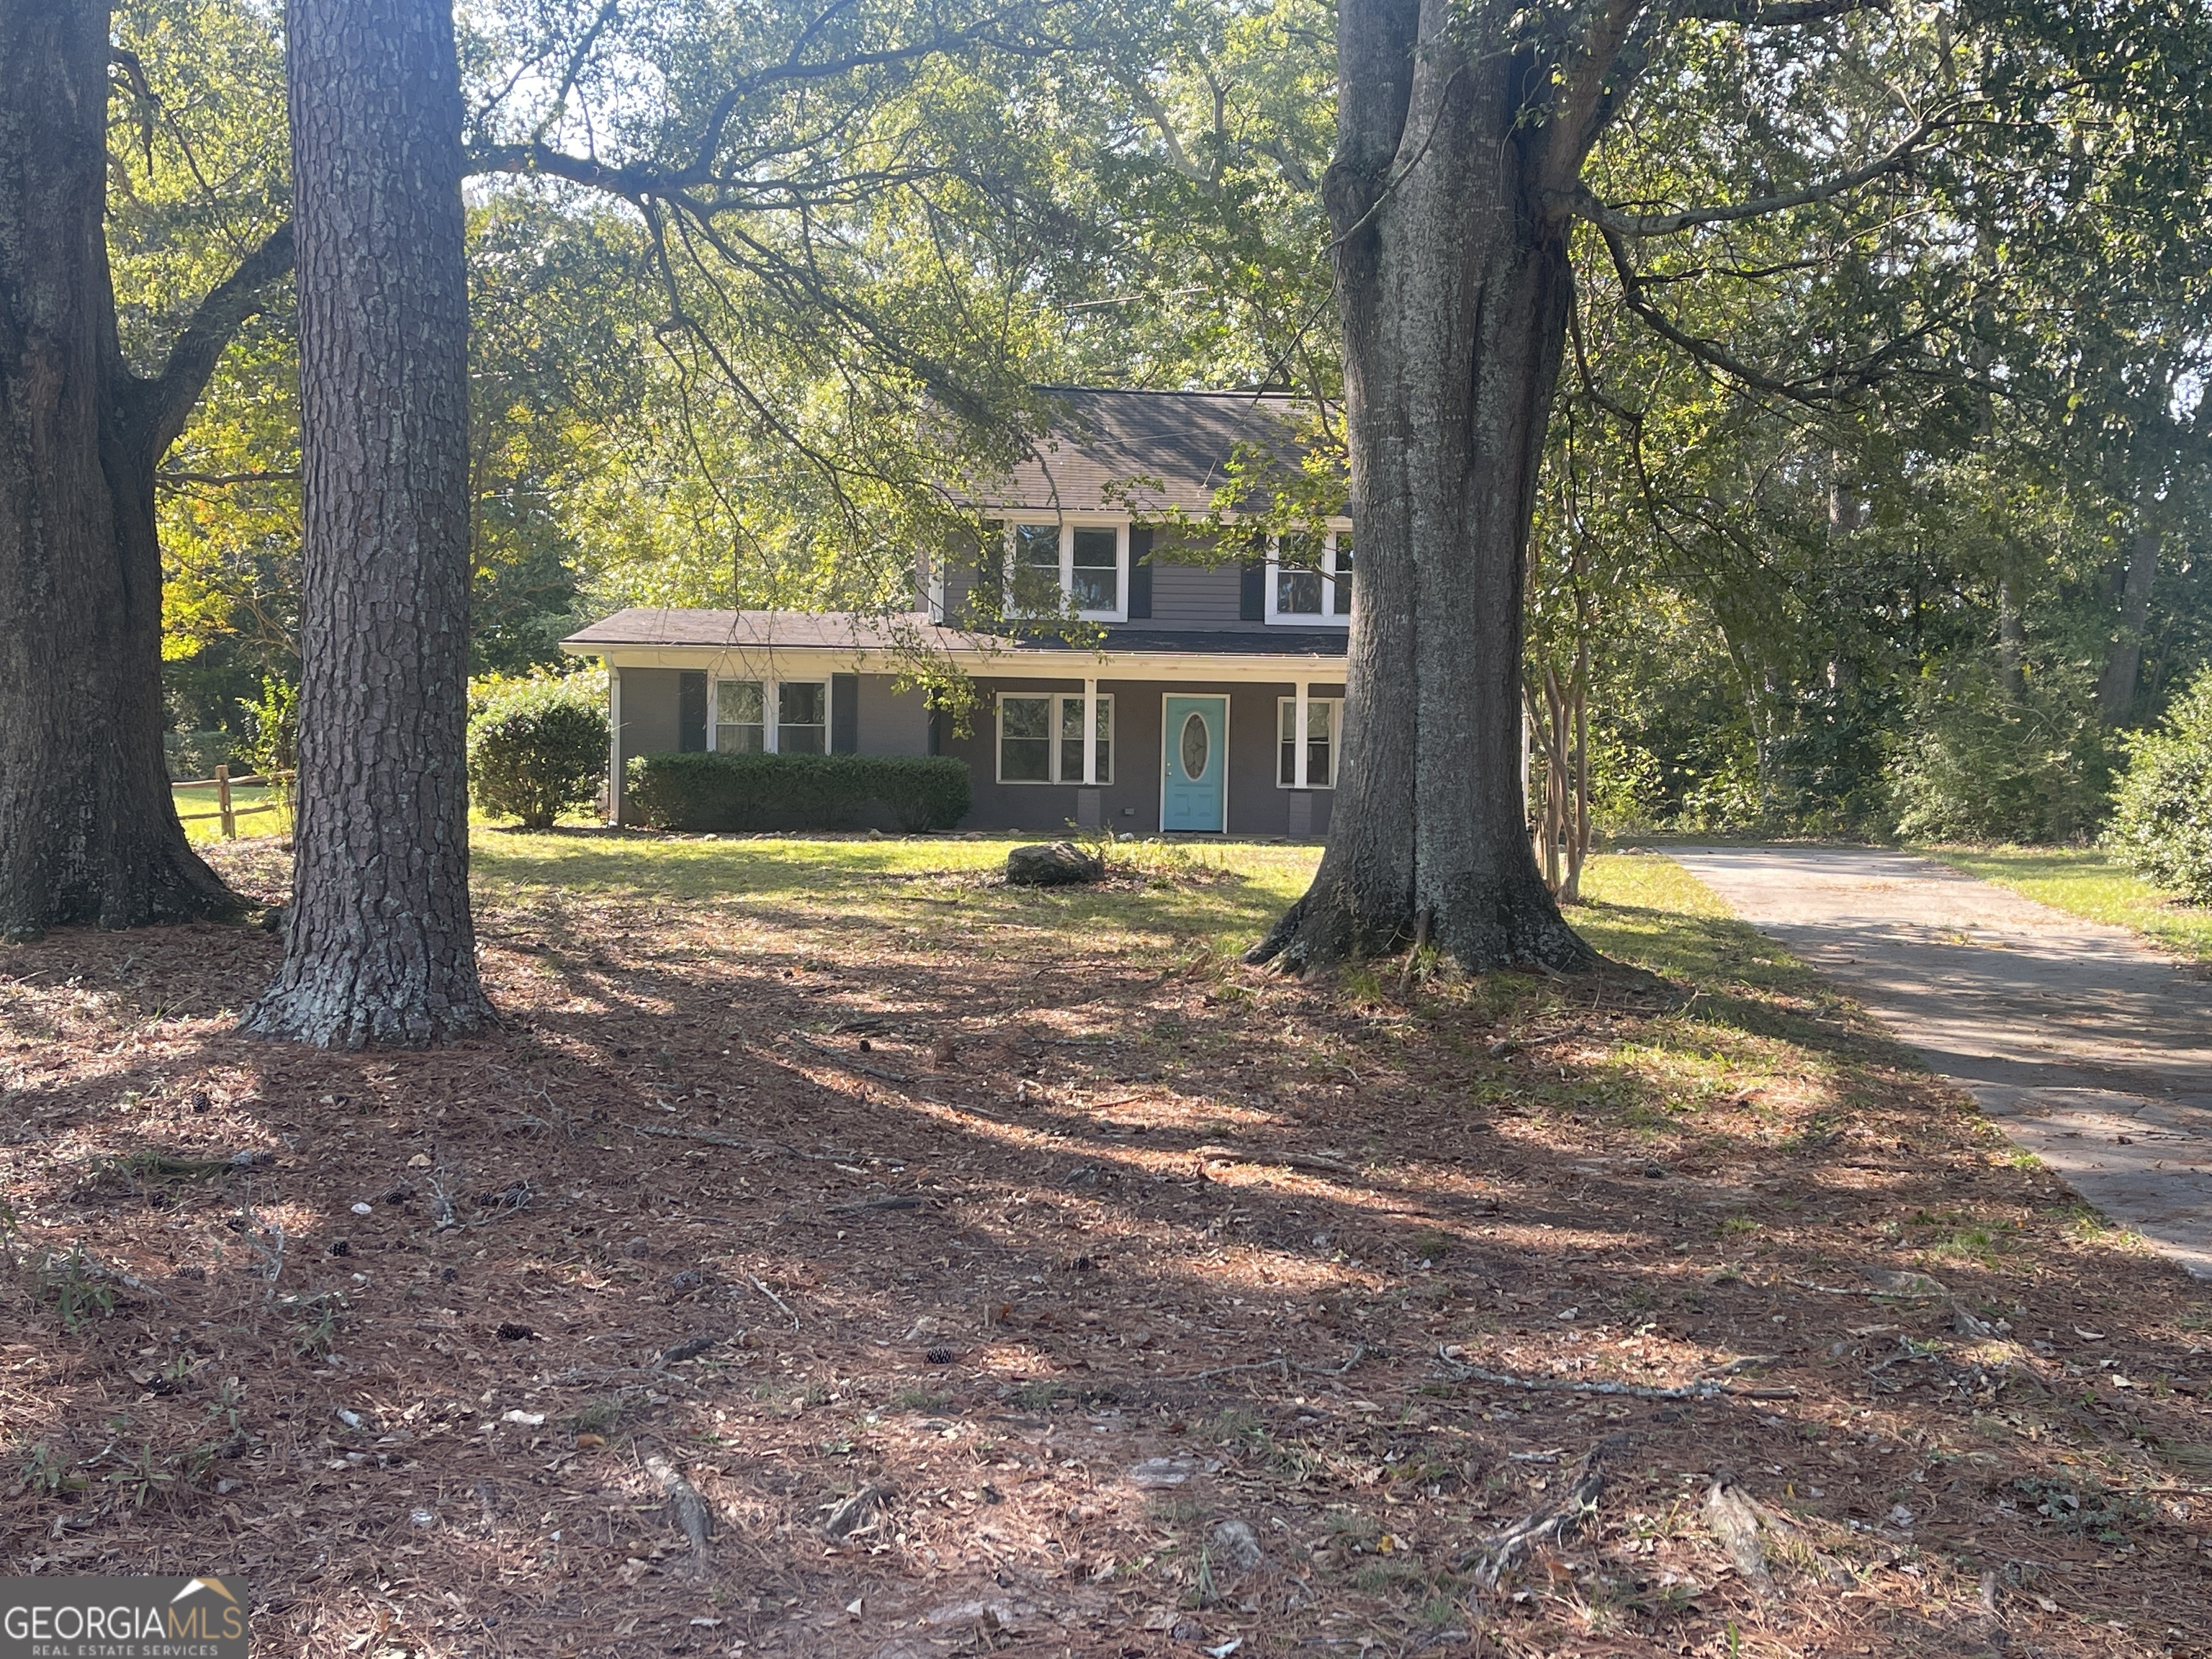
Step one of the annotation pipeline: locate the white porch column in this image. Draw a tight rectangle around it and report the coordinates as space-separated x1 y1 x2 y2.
1082 676 1099 786
606 667 624 824
1293 680 1310 790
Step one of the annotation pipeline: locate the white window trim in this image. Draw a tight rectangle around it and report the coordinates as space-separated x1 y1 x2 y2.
994 690 1115 785
709 675 830 755
1262 528 1353 626
999 519 1130 623
1275 696 1342 790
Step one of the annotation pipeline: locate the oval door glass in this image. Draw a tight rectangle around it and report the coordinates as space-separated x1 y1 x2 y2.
1179 711 1209 779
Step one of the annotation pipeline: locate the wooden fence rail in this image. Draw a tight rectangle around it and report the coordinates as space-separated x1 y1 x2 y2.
171 765 294 839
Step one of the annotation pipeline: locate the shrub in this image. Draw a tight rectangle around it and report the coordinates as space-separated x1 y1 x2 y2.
237 675 299 802
1885 663 2113 845
468 670 609 829
2105 667 2212 904
163 729 233 782
626 751 971 834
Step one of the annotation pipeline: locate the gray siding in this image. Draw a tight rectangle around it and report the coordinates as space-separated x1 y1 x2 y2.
856 673 930 755
616 667 683 824
940 677 1336 838
938 534 986 624
1138 557 1251 630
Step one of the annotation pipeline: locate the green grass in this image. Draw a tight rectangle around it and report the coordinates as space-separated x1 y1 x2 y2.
468 829 1322 961
171 783 289 845
1920 846 2212 963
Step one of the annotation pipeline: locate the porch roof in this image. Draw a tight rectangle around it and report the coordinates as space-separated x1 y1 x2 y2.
561 608 1351 683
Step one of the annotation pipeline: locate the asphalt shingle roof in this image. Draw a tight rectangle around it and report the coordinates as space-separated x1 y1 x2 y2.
973 387 1310 515
562 608 1349 659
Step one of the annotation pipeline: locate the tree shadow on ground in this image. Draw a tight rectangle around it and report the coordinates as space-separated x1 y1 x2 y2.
1 844 2206 1658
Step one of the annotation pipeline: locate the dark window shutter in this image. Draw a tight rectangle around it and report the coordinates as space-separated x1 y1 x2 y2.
831 673 860 754
1238 554 1265 621
1128 526 1153 619
678 671 708 752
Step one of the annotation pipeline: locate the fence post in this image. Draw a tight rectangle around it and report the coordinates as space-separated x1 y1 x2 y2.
217 764 235 840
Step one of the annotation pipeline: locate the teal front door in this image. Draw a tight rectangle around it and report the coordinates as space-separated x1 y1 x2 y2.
1161 696 1227 832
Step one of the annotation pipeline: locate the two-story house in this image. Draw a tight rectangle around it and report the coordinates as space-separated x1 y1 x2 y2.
559 387 1351 836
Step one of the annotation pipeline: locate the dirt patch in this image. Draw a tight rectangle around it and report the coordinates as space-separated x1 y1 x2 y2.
1 838 2208 1657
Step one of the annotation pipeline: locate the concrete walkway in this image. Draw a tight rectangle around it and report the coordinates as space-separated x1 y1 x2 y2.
1671 846 2212 1279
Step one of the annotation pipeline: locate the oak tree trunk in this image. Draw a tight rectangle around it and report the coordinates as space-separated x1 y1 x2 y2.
1251 0 1591 974
2096 526 2159 726
0 1 247 939
241 0 493 1046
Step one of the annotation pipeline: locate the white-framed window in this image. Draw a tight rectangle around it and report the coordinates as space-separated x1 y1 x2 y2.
1264 528 1353 625
1277 698 1341 788
714 679 766 752
997 692 1113 784
999 520 1129 621
711 676 828 754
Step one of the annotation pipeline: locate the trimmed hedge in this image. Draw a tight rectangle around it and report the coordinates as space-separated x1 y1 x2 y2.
627 751 971 834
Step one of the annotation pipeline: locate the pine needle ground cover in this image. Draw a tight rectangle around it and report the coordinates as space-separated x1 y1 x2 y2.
3 835 2208 1658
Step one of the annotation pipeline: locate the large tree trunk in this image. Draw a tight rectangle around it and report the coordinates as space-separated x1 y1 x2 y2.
0 1 242 940
241 0 493 1046
1251 0 1591 974
2096 524 2159 726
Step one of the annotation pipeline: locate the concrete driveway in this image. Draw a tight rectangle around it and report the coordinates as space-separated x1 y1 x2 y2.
1671 845 2212 1279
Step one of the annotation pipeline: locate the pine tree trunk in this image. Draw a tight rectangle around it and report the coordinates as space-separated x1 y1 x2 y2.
1251 0 1591 974
241 0 493 1046
0 1 237 940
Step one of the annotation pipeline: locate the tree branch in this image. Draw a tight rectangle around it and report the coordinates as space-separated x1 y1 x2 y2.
127 222 295 464
1675 0 1887 23
1567 117 1936 237
1596 220 1844 401
156 469 300 489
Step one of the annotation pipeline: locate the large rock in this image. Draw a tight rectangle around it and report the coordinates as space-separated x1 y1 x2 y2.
1005 841 1104 886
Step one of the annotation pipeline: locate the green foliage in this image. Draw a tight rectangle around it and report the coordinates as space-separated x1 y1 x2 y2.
236 675 297 792
1886 664 2113 845
467 670 611 830
2105 667 2212 904
38 1246 118 1334
627 752 971 835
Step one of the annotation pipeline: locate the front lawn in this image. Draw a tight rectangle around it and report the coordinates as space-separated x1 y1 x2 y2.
171 781 290 845
2 833 2206 1657
1922 845 2212 962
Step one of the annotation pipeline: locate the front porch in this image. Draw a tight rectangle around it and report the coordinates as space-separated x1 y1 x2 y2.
561 609 1349 837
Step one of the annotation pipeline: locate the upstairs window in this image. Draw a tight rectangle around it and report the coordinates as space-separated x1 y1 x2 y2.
998 693 1114 784
1277 698 1341 788
1000 521 1129 621
1275 532 1325 616
1262 527 1353 625
1071 528 1119 611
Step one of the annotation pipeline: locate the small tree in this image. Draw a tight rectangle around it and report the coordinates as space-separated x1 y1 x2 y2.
2105 668 2212 905
468 671 608 830
238 676 299 806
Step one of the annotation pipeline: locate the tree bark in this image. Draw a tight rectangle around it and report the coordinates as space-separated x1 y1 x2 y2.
2096 526 2158 726
1251 0 1592 974
0 1 260 940
241 0 493 1046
